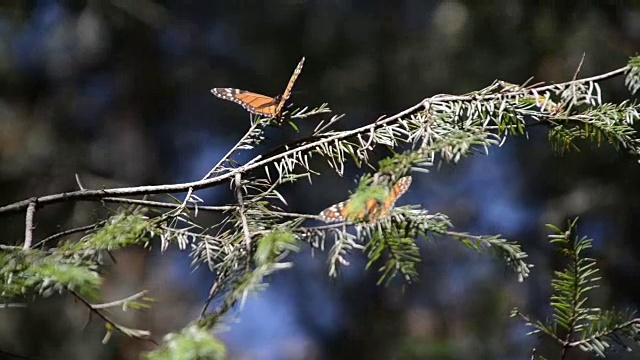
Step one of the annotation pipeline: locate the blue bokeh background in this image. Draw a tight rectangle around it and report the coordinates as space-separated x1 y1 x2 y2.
0 1 639 359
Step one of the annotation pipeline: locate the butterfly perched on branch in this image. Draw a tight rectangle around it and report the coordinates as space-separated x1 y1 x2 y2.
211 57 305 118
319 176 413 223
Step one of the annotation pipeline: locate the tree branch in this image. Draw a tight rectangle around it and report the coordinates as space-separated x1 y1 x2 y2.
0 178 226 215
0 83 433 217
0 65 630 219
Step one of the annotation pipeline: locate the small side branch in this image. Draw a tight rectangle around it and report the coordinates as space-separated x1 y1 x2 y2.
202 121 261 180
33 223 100 248
23 202 36 250
91 290 149 309
234 173 252 252
565 318 640 348
69 288 155 344
0 348 36 360
100 197 233 212
70 289 120 326
200 277 222 318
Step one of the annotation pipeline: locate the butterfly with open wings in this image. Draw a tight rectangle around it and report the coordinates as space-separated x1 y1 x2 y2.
211 57 305 118
319 176 413 223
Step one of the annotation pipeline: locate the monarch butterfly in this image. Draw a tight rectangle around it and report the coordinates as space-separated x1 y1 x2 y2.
319 176 412 223
211 57 305 117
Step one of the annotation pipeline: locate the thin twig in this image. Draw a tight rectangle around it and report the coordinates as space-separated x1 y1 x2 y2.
445 230 495 242
23 202 36 250
514 310 560 340
0 179 223 215
100 197 233 212
536 65 627 92
33 223 101 248
69 288 156 344
200 289 240 329
234 173 252 252
200 277 222 318
69 289 120 327
75 174 86 190
270 211 321 220
0 348 39 360
91 290 149 309
424 65 629 106
567 53 588 114
167 187 194 219
0 303 28 308
202 121 261 180
573 53 586 82
290 222 347 233
483 122 549 131
313 114 346 135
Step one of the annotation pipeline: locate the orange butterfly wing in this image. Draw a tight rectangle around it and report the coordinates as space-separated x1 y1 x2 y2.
319 200 348 223
211 57 305 117
319 176 413 223
210 89 279 116
275 57 305 115
372 176 412 220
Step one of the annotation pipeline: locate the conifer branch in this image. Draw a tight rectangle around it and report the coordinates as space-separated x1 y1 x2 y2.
513 218 640 358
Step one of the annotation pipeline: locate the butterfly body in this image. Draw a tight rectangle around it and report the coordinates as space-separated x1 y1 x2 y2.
320 176 413 223
211 57 305 118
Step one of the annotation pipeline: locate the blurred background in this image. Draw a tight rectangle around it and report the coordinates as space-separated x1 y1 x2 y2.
0 1 639 359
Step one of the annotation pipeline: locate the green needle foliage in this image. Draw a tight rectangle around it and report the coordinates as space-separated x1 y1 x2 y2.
366 226 421 285
0 209 156 301
145 324 226 360
512 218 640 358
625 55 640 95
59 209 155 253
0 247 102 300
254 229 298 266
